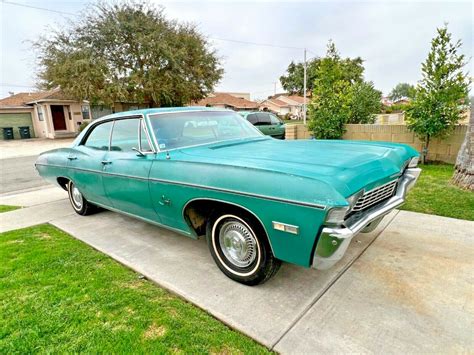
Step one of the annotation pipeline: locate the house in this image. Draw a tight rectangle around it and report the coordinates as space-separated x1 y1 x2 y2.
381 96 393 107
0 89 91 139
259 98 290 116
260 94 306 118
190 92 259 111
393 97 411 106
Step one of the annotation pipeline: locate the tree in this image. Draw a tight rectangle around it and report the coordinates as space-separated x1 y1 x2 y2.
452 109 473 190
347 81 382 124
280 60 319 95
388 83 416 101
406 25 470 163
34 2 223 107
280 49 365 95
308 42 381 138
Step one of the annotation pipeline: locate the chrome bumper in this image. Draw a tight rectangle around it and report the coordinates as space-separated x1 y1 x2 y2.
312 167 421 270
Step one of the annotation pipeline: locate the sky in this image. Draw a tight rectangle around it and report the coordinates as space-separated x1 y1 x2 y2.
0 0 472 100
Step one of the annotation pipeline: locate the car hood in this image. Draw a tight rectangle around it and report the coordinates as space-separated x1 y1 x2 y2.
180 138 418 198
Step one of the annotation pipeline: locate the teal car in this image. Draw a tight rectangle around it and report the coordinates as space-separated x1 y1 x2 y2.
35 108 421 285
239 111 286 139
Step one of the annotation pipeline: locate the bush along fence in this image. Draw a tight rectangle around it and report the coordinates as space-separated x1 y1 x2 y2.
285 124 467 164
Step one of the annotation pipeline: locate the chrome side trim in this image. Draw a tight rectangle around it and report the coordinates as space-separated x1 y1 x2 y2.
272 221 299 235
35 163 327 210
149 177 326 209
312 167 421 270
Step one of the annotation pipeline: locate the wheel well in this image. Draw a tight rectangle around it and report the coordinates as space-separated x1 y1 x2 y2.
183 199 266 238
57 177 70 191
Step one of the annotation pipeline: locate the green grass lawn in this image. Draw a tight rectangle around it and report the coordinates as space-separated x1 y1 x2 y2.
0 205 21 213
401 164 474 221
0 224 270 354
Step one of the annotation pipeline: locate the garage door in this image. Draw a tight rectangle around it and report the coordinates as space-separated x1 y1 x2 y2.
0 112 35 139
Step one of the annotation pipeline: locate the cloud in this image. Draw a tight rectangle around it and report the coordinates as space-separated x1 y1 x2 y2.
1 0 472 99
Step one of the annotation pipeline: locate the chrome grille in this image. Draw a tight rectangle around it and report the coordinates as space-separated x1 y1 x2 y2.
352 179 398 212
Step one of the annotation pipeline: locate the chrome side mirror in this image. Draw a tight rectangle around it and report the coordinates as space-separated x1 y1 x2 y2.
132 147 146 157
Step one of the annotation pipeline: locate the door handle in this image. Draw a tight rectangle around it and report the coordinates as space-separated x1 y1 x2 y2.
101 160 112 165
67 156 77 160
158 195 171 206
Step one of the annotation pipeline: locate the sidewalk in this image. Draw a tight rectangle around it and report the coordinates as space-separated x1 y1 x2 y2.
1 187 473 353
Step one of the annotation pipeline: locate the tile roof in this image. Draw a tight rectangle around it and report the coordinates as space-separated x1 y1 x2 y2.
286 95 306 104
0 89 74 108
262 98 289 107
191 93 259 109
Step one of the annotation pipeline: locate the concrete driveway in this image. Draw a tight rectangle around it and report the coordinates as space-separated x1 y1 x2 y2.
0 138 74 194
1 186 473 353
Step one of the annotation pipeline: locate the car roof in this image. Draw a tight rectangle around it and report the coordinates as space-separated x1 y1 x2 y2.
238 111 261 116
94 106 232 122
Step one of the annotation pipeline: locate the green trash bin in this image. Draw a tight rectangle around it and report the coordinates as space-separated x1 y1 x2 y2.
18 126 31 139
2 127 14 140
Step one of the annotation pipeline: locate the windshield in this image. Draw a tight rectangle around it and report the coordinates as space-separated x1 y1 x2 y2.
148 111 264 150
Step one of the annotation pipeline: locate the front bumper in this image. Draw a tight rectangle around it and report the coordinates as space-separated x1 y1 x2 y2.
312 167 421 270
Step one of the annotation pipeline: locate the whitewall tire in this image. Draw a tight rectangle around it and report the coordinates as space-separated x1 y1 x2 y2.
67 181 98 216
206 211 281 285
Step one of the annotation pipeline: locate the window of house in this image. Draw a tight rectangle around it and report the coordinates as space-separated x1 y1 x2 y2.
84 121 113 150
81 105 90 120
110 119 139 152
37 106 44 121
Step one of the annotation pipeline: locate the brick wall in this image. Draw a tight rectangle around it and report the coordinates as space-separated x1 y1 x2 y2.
285 123 467 164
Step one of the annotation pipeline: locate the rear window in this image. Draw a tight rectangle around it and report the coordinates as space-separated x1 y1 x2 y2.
256 113 271 125
247 113 258 124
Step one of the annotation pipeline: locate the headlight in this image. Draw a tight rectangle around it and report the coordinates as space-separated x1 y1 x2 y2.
326 207 349 225
408 156 419 168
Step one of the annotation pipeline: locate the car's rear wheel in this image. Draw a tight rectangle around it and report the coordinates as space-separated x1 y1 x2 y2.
206 211 281 285
67 181 98 216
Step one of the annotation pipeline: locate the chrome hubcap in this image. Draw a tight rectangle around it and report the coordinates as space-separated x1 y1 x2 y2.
71 185 83 209
219 221 257 268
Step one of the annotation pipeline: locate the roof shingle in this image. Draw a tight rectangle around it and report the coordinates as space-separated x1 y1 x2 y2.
191 93 259 109
0 89 74 108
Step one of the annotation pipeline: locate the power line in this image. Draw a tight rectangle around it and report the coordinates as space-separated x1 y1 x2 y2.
1 83 36 88
1 0 75 16
1 1 312 52
210 37 304 51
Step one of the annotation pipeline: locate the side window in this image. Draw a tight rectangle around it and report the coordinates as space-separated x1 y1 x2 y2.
139 121 152 152
247 113 258 125
84 121 113 150
110 119 139 152
269 114 281 125
256 113 271 126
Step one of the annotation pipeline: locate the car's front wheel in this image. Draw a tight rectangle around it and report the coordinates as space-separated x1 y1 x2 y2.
206 211 281 285
67 181 98 216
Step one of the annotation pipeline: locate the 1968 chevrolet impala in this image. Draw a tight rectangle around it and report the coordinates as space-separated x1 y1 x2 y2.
35 107 421 285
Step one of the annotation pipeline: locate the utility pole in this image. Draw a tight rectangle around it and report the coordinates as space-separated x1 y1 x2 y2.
303 48 307 125
273 82 277 95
